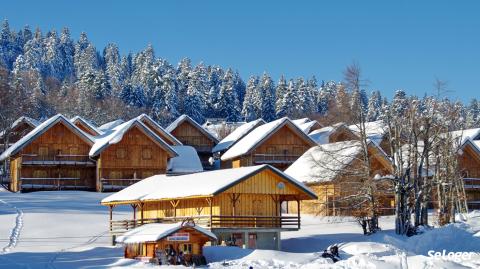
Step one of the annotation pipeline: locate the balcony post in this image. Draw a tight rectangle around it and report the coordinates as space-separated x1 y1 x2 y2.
131 204 137 227
297 198 301 230
140 202 144 225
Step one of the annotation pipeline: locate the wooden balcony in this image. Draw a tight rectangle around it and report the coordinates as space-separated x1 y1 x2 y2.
109 215 300 235
464 178 480 189
253 154 301 164
100 178 142 192
20 177 93 191
21 154 95 166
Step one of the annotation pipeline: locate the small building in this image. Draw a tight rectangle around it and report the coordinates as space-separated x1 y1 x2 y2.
285 140 394 216
70 116 102 137
0 114 96 192
221 117 318 171
0 116 41 149
212 119 266 168
135 114 182 146
308 122 358 145
102 164 317 250
348 121 391 155
116 219 217 265
167 115 219 170
90 118 178 192
292 118 323 134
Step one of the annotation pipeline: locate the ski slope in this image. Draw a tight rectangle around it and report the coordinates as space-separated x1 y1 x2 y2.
0 190 478 268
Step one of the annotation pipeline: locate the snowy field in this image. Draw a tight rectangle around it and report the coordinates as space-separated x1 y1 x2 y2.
0 190 479 268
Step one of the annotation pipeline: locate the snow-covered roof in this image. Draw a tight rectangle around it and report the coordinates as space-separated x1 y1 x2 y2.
0 114 94 161
285 140 391 184
102 164 317 204
167 146 203 175
0 116 41 138
221 117 317 161
135 114 182 146
70 116 103 136
348 121 387 145
116 222 217 244
98 119 125 132
298 120 322 134
89 119 178 158
292 118 310 125
166 115 219 143
212 119 266 153
449 128 480 145
308 122 348 145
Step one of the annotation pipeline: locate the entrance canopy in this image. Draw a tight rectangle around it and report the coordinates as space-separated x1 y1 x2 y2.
116 221 217 244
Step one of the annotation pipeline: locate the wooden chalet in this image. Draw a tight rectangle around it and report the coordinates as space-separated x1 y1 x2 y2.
308 122 359 145
285 140 394 216
0 114 96 192
292 118 323 134
135 114 182 146
460 140 480 210
211 119 266 169
70 116 102 137
221 117 318 171
90 119 178 192
102 164 317 250
348 121 391 156
116 219 217 265
0 116 40 149
167 115 219 170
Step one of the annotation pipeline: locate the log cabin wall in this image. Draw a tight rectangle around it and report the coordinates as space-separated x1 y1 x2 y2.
231 125 312 171
9 121 95 191
97 126 170 191
290 153 393 216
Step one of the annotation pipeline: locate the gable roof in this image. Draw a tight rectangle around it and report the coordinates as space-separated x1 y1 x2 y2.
292 118 310 125
212 119 266 153
135 114 182 146
348 121 387 145
116 222 217 244
308 122 356 145
70 116 103 136
167 146 204 175
98 119 125 132
221 117 318 161
166 115 219 144
89 119 178 158
285 140 392 184
449 128 480 145
298 120 323 134
0 114 95 161
0 116 41 138
101 164 317 205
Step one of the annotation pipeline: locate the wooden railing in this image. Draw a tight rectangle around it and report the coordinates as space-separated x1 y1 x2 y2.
464 178 480 189
100 178 142 192
20 177 92 191
21 154 94 166
109 215 300 234
253 154 301 164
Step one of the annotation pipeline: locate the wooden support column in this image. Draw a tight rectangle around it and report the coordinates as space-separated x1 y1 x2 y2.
206 197 213 227
296 197 301 230
170 200 180 219
131 204 138 226
140 202 144 224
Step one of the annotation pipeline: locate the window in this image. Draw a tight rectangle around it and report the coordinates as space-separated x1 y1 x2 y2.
116 147 127 159
179 243 192 255
142 148 152 160
38 146 49 157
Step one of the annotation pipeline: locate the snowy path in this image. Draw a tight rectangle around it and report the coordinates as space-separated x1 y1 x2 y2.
0 199 24 253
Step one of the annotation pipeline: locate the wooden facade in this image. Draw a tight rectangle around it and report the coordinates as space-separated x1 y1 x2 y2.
104 165 317 250
457 143 480 210
95 124 176 192
230 124 316 171
0 117 38 148
8 120 95 192
71 118 100 137
168 116 218 170
137 114 181 146
289 145 394 216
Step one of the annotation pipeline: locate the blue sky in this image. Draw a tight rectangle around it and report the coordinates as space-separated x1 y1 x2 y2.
2 0 479 101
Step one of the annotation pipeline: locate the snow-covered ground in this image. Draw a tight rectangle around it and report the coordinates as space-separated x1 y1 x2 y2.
0 190 479 268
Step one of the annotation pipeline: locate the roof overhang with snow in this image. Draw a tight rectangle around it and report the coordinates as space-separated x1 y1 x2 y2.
212 119 266 153
136 114 182 146
70 116 102 136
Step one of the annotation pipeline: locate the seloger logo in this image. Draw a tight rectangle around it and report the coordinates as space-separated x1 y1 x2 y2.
427 250 478 262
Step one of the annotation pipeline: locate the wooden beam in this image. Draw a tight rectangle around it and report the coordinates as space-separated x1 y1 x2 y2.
297 197 301 230
140 202 144 224
170 200 180 218
229 194 241 216
131 204 138 225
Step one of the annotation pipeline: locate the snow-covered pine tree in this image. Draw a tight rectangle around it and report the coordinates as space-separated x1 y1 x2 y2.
259 72 276 121
277 79 296 117
316 80 336 115
13 28 45 75
391 90 408 116
465 99 480 128
43 30 64 80
59 27 75 80
217 69 240 121
242 76 259 121
176 57 192 114
103 43 122 96
205 66 223 118
366 90 382 121
275 75 287 116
